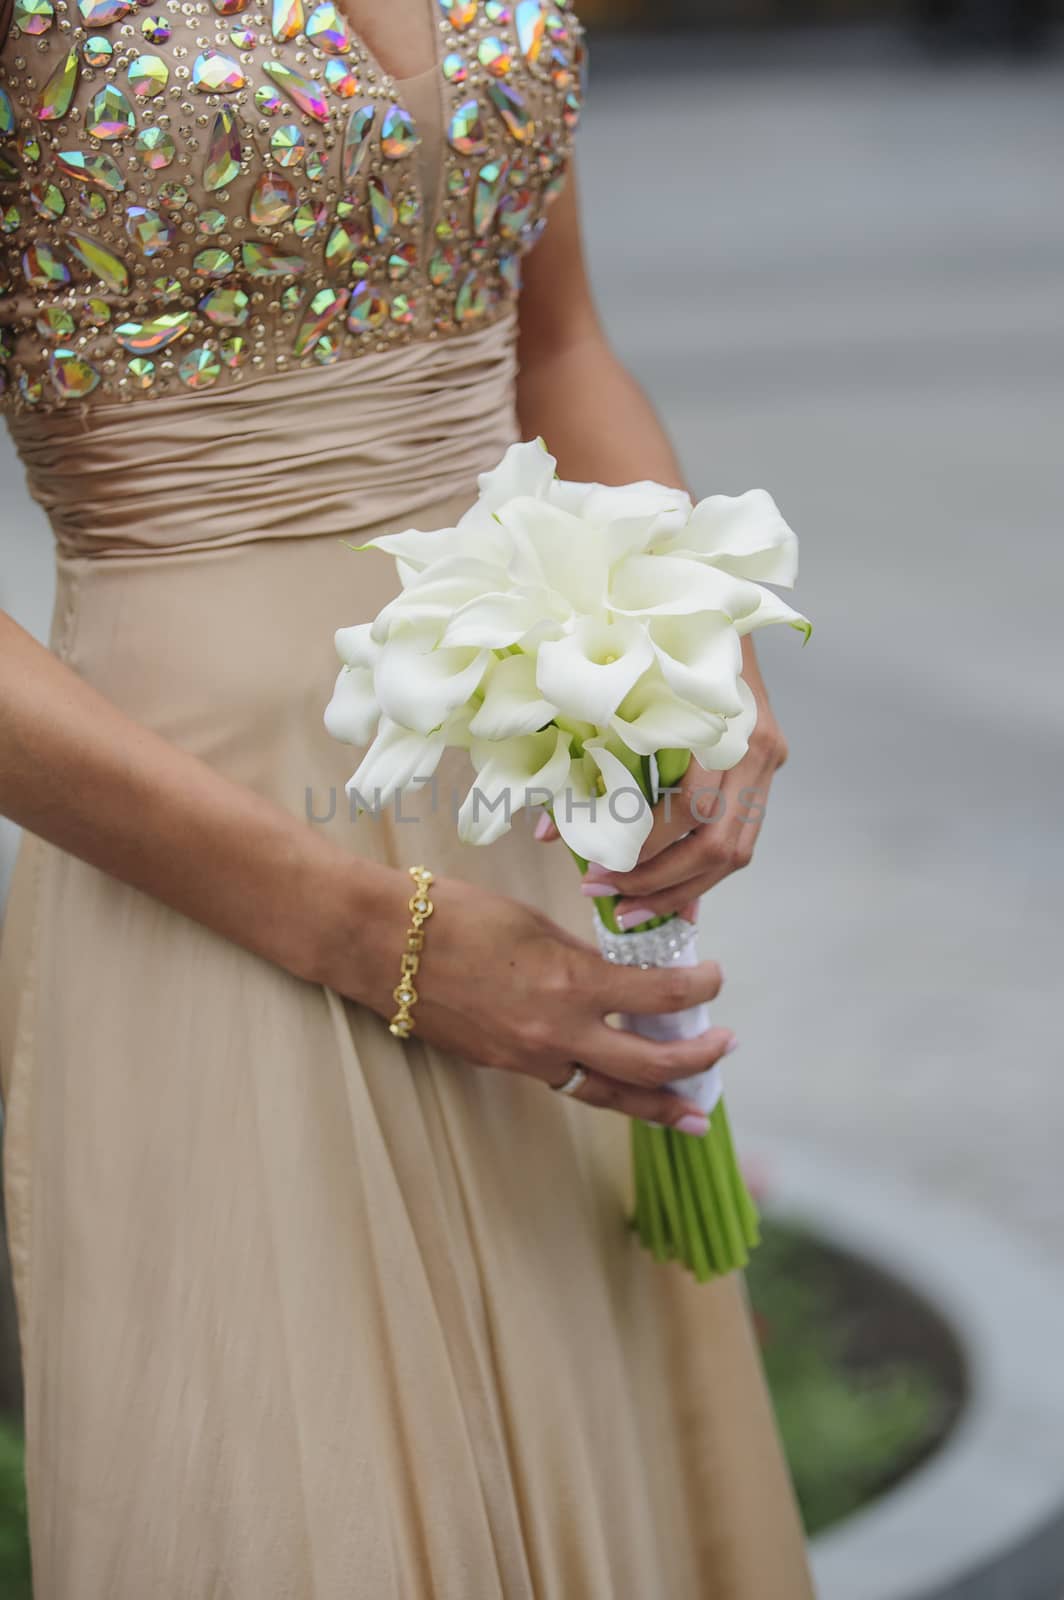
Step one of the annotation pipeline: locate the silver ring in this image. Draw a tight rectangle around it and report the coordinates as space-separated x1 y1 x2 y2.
554 1065 588 1097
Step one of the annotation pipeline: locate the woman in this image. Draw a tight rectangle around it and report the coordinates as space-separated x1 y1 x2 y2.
0 0 812 1593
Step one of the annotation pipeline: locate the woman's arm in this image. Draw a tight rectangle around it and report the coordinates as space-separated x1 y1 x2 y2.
0 608 731 1127
517 168 789 920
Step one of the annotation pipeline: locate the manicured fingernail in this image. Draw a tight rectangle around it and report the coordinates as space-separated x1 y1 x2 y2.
533 811 554 841
677 1113 709 1137
581 880 619 897
724 1037 739 1055
679 900 699 924
617 905 656 929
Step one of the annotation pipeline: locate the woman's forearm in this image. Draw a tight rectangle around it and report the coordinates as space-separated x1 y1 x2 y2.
0 609 398 994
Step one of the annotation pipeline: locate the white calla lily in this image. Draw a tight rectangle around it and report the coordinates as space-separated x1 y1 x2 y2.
334 622 378 669
324 663 380 747
608 553 762 623
536 614 655 725
370 556 511 644
648 612 745 716
457 725 572 846
496 497 609 616
733 585 812 641
611 670 727 759
662 489 798 588
475 436 557 511
468 651 559 740
373 627 489 736
439 586 566 651
553 737 653 872
691 678 760 770
345 716 449 809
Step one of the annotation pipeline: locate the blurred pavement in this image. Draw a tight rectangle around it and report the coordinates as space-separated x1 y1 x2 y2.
2 42 1063 1264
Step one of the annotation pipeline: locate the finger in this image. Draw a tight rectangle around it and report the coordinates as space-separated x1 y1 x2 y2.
565 1069 715 1133
533 810 560 842
580 1022 737 1090
597 956 723 1017
614 874 715 924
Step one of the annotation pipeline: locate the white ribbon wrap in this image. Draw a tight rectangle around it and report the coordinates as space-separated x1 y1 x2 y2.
592 910 724 1118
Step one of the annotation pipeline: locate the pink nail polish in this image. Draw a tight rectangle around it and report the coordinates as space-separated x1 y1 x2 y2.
616 906 656 930
676 1113 709 1137
533 811 553 841
580 880 618 897
724 1037 739 1055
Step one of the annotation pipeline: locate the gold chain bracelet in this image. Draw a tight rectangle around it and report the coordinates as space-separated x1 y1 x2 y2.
388 865 435 1039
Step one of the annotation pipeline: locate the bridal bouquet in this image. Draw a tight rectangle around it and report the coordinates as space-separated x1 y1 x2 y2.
325 440 809 1281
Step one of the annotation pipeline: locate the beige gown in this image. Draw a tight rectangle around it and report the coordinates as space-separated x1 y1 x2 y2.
0 1 813 1594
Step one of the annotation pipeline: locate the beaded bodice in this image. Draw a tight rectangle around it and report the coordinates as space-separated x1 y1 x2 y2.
0 0 583 412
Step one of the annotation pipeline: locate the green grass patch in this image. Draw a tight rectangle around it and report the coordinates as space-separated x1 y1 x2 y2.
747 1218 964 1535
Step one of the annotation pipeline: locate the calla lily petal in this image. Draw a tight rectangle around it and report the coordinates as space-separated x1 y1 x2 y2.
324 664 380 747
468 652 559 740
475 437 558 511
553 738 653 872
374 630 489 736
440 587 563 651
648 612 745 717
536 615 655 725
664 489 798 588
496 497 609 615
611 671 727 759
691 678 759 770
609 554 762 622
334 622 378 669
458 725 572 846
733 587 812 641
345 717 447 809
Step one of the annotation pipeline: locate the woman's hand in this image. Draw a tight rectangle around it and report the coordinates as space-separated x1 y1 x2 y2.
535 645 789 927
327 870 735 1135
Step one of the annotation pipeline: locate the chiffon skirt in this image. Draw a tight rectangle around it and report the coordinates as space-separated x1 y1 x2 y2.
0 320 812 1599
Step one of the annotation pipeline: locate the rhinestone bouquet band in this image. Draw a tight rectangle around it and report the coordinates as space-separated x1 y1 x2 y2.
592 910 723 1118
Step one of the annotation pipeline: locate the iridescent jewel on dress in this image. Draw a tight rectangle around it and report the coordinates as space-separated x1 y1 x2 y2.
292 285 348 355
127 55 169 99
448 99 487 156
438 0 477 26
271 0 303 40
484 0 511 18
125 204 176 256
199 287 249 324
313 334 339 364
369 178 395 243
219 335 248 368
191 52 246 93
473 159 505 236
487 81 533 142
515 0 545 62
304 3 349 54
442 51 467 83
82 35 111 65
497 186 533 239
13 0 55 35
28 181 66 219
241 240 305 276
230 26 256 49
427 245 458 286
477 36 511 76
179 347 222 388
77 0 133 23
127 357 155 388
214 0 249 16
1 208 21 235
66 228 130 291
499 250 520 294
269 124 306 168
305 150 326 181
78 190 108 220
35 49 79 123
262 62 328 123
37 305 76 338
21 242 71 287
324 61 358 97
324 220 362 270
455 269 490 322
19 131 41 164
255 85 283 113
390 292 414 325
86 84 137 140
140 13 169 41
82 296 112 326
380 106 419 160
203 106 242 191
50 348 100 398
387 242 416 280
196 207 227 235
134 126 175 170
292 201 327 239
113 311 194 353
346 281 386 330
249 170 297 225
153 274 182 302
341 104 374 185
192 246 235 277
563 89 581 130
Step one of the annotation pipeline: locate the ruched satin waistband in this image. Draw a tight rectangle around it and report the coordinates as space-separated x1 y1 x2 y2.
7 312 518 558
